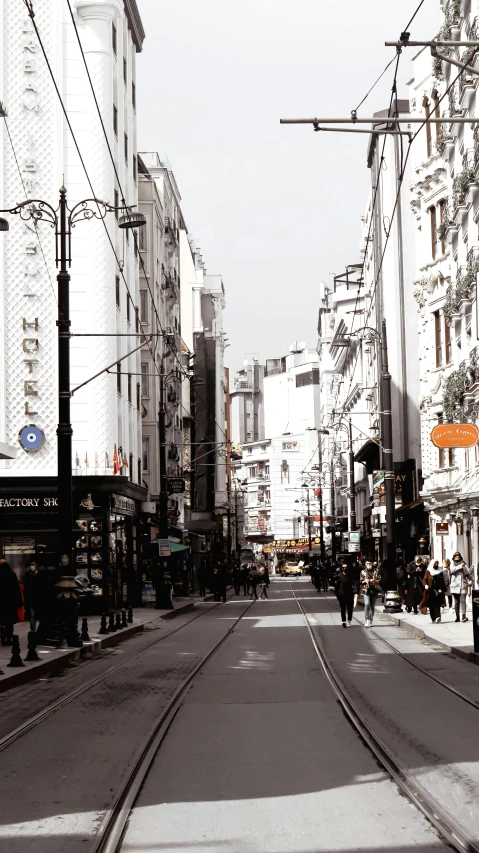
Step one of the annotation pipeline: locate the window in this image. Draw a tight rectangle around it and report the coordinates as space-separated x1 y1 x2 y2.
424 97 432 158
433 89 441 141
133 154 137 182
127 372 132 403
129 452 133 482
132 81 136 109
140 290 148 323
444 315 452 364
136 381 140 410
115 275 120 308
123 57 127 84
434 311 443 367
135 308 139 333
438 199 446 255
248 466 256 478
114 189 119 220
429 205 437 259
113 105 118 137
138 217 147 251
142 436 150 472
295 368 320 387
116 363 122 395
112 22 117 55
137 458 142 484
438 415 453 468
141 362 150 397
126 295 130 324
265 463 270 477
124 133 128 163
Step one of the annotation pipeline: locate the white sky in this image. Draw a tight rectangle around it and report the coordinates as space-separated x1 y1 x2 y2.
136 0 437 371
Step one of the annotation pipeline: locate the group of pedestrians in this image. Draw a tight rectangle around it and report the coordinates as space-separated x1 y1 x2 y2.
398 552 473 623
0 558 48 645
233 563 269 600
334 560 381 628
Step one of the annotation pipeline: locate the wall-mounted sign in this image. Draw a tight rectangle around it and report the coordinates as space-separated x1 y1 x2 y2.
281 441 299 452
430 423 479 448
111 494 135 515
436 522 449 536
18 424 44 452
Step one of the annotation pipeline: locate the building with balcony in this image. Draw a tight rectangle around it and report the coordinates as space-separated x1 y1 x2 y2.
409 2 479 575
229 359 265 445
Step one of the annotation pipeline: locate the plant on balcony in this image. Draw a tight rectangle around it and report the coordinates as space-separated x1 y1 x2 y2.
443 364 468 422
437 222 448 242
436 122 454 154
443 284 461 325
453 169 475 204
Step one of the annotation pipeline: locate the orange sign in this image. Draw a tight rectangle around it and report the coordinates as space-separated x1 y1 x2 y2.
430 423 479 448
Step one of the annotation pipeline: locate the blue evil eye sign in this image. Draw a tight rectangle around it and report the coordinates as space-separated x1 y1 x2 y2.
18 425 45 452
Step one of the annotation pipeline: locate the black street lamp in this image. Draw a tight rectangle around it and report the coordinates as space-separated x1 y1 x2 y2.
330 419 357 533
0 187 145 644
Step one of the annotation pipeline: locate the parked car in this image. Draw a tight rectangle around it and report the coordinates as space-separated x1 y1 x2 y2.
282 561 302 577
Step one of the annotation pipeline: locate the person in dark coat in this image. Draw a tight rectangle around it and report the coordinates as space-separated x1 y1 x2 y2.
213 564 228 604
197 557 208 598
23 560 42 632
0 559 23 645
232 561 242 596
248 566 259 600
397 560 408 603
334 563 355 627
405 556 424 614
422 559 446 623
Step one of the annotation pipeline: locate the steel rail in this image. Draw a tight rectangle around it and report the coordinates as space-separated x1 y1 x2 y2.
292 586 479 853
0 603 217 753
90 598 255 853
358 617 479 710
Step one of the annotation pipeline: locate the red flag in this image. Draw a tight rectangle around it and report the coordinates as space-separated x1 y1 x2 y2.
113 444 119 475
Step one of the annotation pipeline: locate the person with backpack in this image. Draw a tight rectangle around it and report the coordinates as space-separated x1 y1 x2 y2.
360 560 381 628
248 565 259 600
335 562 355 627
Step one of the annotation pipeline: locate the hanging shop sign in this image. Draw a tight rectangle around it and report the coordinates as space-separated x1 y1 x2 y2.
167 478 186 495
430 423 479 448
435 522 449 536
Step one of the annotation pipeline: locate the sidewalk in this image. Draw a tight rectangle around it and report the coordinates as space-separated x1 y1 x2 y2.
0 593 211 693
364 596 479 663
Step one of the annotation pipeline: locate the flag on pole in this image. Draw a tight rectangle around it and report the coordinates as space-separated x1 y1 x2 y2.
113 444 119 475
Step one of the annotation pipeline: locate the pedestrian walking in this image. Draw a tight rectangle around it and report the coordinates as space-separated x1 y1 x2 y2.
232 561 242 596
441 558 452 612
197 557 208 599
213 564 228 604
335 562 355 627
0 559 23 645
239 562 249 596
360 560 381 627
258 566 269 599
397 559 408 604
404 556 424 614
23 560 42 632
449 552 472 622
248 566 259 600
422 559 446 623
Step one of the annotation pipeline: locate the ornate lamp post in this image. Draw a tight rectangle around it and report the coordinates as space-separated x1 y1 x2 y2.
0 188 145 645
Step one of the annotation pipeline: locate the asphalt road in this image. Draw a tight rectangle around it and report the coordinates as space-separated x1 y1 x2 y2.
121 580 446 853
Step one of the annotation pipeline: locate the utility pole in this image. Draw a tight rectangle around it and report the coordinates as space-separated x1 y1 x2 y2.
348 418 357 532
381 320 401 611
306 489 312 552
330 463 337 563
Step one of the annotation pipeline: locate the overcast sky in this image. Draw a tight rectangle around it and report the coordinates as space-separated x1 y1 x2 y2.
136 0 436 371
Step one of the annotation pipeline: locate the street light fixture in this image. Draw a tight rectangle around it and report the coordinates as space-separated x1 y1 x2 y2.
0 188 144 644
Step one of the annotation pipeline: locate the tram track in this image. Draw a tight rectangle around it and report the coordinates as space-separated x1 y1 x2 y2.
0 601 217 754
292 586 479 853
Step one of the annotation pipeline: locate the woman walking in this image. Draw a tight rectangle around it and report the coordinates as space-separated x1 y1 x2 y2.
360 560 381 628
335 562 355 627
422 559 446 623
258 566 269 599
405 556 424 615
450 552 472 622
442 557 452 612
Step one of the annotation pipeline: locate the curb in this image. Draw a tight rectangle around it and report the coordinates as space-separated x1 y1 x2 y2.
0 598 208 695
380 610 479 665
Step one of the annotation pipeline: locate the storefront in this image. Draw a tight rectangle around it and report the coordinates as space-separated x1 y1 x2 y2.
0 476 147 611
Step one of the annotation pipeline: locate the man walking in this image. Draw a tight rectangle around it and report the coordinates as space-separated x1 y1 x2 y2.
0 559 23 645
335 562 355 627
360 560 381 628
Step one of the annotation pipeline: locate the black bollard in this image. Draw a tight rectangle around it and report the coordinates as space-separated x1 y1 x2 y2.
7 635 24 668
25 631 40 662
115 612 122 631
127 606 133 623
57 623 68 650
81 617 91 642
108 612 116 632
98 613 109 635
121 609 128 628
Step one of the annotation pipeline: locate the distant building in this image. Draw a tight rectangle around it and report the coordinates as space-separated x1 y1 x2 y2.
264 342 321 438
229 359 265 445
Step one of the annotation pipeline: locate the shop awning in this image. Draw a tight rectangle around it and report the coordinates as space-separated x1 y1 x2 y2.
354 438 380 472
395 499 424 514
169 542 189 553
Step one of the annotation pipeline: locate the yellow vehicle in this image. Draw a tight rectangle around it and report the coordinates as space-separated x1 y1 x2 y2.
282 561 302 577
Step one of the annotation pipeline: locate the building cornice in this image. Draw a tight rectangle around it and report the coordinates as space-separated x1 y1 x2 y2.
124 0 145 52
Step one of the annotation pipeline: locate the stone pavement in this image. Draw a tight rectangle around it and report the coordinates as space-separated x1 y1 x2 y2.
364 594 479 663
0 594 209 692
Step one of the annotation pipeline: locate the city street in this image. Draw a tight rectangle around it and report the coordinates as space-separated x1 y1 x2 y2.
5 579 479 851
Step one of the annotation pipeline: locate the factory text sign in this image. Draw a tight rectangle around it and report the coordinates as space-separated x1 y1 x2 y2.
430 424 479 448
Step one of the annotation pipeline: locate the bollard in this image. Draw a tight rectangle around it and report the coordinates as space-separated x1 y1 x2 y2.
115 612 122 631
121 609 128 628
7 635 24 667
81 617 91 642
127 606 133 623
98 613 109 635
108 612 116 632
57 623 68 650
25 631 40 662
